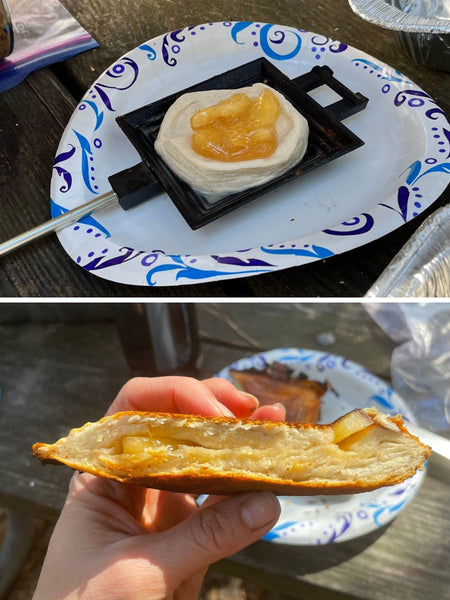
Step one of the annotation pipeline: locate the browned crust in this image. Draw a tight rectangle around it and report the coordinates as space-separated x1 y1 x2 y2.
31 410 431 495
32 443 56 462
40 408 427 437
230 368 324 423
104 470 421 496
81 410 329 429
112 410 324 428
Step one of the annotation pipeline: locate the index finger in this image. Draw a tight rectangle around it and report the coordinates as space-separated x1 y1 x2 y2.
106 376 235 417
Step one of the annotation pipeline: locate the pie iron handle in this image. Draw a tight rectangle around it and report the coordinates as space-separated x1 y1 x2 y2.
0 163 161 257
291 65 368 121
108 161 162 211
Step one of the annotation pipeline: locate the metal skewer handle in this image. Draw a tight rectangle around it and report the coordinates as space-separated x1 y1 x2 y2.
0 191 117 258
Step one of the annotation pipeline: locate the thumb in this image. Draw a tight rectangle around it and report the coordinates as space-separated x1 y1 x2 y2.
140 492 280 586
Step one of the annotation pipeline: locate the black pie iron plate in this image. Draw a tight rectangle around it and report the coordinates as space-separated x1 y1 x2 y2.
113 57 368 230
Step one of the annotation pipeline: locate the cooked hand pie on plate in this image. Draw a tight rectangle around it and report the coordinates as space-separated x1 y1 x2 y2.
32 407 430 495
230 361 328 423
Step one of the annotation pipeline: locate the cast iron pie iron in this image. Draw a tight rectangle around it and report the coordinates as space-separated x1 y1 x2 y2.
0 58 368 256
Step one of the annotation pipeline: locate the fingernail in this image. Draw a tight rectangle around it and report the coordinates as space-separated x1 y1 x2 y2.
238 392 259 409
240 493 281 530
274 402 286 416
210 397 235 417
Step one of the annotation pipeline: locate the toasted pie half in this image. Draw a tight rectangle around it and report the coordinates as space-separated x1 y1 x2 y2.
230 362 329 423
32 408 430 496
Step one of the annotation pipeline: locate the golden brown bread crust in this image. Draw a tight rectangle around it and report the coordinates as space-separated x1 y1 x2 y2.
230 364 327 423
78 474 396 496
32 410 431 496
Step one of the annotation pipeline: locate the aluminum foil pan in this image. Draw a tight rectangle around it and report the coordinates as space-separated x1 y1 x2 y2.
348 0 450 71
366 205 450 297
349 0 450 33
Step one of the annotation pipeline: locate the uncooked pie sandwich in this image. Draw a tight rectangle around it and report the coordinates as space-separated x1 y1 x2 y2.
154 83 309 198
32 407 430 496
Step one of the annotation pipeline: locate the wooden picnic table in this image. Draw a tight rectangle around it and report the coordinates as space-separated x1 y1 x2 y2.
0 303 448 599
0 0 449 297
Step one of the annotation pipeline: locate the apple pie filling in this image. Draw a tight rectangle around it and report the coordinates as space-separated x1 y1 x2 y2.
190 89 281 162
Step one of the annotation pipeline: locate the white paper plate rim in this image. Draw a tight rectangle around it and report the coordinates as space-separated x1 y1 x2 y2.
51 22 450 286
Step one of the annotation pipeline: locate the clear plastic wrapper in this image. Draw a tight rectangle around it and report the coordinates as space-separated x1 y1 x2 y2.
0 0 98 92
365 302 450 432
348 0 450 71
366 206 450 298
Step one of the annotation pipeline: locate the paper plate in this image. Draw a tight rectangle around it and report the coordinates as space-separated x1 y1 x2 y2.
51 22 450 286
216 347 426 545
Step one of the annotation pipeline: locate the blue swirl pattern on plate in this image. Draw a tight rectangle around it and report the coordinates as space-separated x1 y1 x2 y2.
50 22 450 286
52 144 76 193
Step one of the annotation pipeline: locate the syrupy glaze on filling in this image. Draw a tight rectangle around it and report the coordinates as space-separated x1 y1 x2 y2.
190 88 281 162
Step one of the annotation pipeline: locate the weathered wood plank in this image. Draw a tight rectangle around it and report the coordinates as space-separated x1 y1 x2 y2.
197 302 395 380
216 475 449 600
0 511 40 599
0 319 132 515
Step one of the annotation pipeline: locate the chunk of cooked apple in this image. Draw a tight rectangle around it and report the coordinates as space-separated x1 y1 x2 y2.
332 409 374 445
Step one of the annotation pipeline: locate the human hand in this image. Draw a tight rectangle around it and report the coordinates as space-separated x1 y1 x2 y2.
33 376 285 600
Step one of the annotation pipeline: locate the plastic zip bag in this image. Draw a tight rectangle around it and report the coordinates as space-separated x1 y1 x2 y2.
0 0 98 92
366 303 450 432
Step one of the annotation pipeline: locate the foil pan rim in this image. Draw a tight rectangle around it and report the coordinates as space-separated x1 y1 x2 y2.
348 0 450 34
366 205 450 298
